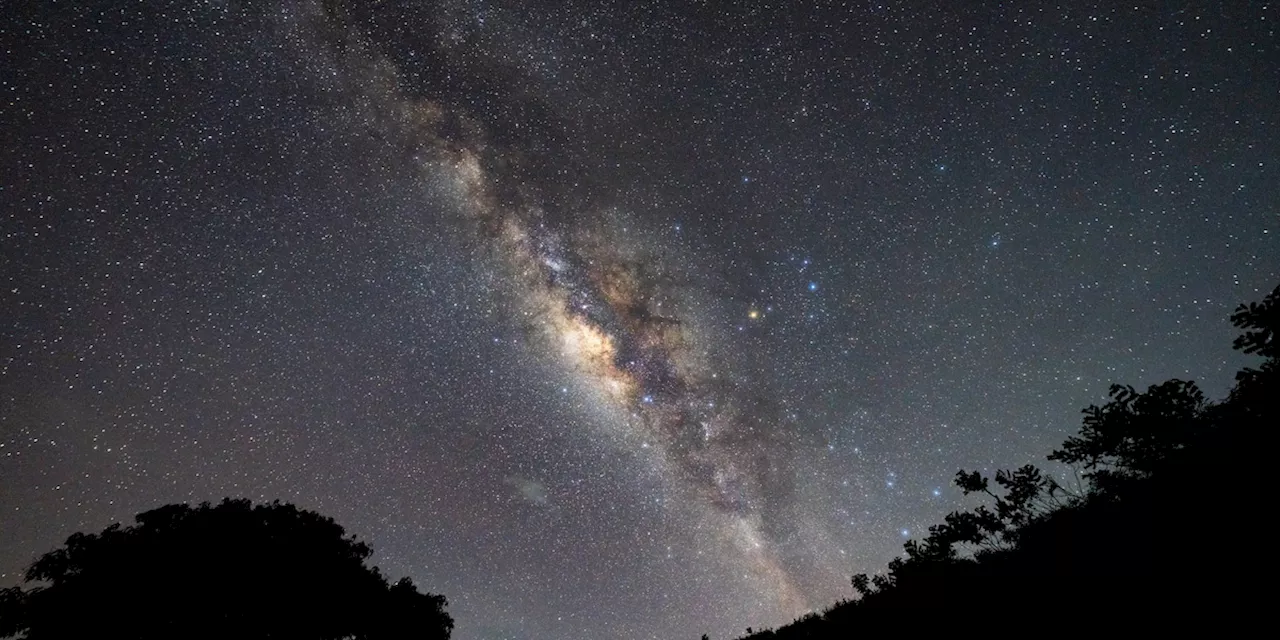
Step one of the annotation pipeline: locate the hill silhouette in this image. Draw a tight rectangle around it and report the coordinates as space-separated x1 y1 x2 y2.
725 282 1277 638
0 499 452 639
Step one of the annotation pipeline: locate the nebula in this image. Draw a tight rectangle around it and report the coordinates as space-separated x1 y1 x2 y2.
292 1 807 613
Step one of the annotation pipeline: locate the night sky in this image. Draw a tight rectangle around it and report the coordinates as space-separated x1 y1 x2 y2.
2 1 1276 638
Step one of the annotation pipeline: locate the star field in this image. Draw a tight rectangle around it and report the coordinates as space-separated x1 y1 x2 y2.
2 2 1277 639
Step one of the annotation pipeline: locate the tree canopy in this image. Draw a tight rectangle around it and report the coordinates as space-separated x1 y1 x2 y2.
0 499 451 640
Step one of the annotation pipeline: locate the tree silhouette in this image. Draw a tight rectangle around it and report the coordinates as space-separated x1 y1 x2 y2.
0 498 451 640
741 282 1279 638
1048 379 1205 495
1231 285 1279 358
1226 284 1280 423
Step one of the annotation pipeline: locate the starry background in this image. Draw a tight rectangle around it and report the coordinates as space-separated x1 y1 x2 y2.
2 1 1277 638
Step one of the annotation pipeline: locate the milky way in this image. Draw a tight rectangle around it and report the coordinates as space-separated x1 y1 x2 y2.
290 4 811 609
4 1 1277 638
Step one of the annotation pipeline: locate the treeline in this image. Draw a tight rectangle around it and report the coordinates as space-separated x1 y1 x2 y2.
729 282 1277 638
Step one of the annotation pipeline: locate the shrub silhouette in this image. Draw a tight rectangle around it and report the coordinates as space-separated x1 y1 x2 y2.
0 499 451 639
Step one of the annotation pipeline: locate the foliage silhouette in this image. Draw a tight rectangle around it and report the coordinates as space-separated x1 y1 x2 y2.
0 499 451 640
732 282 1277 637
